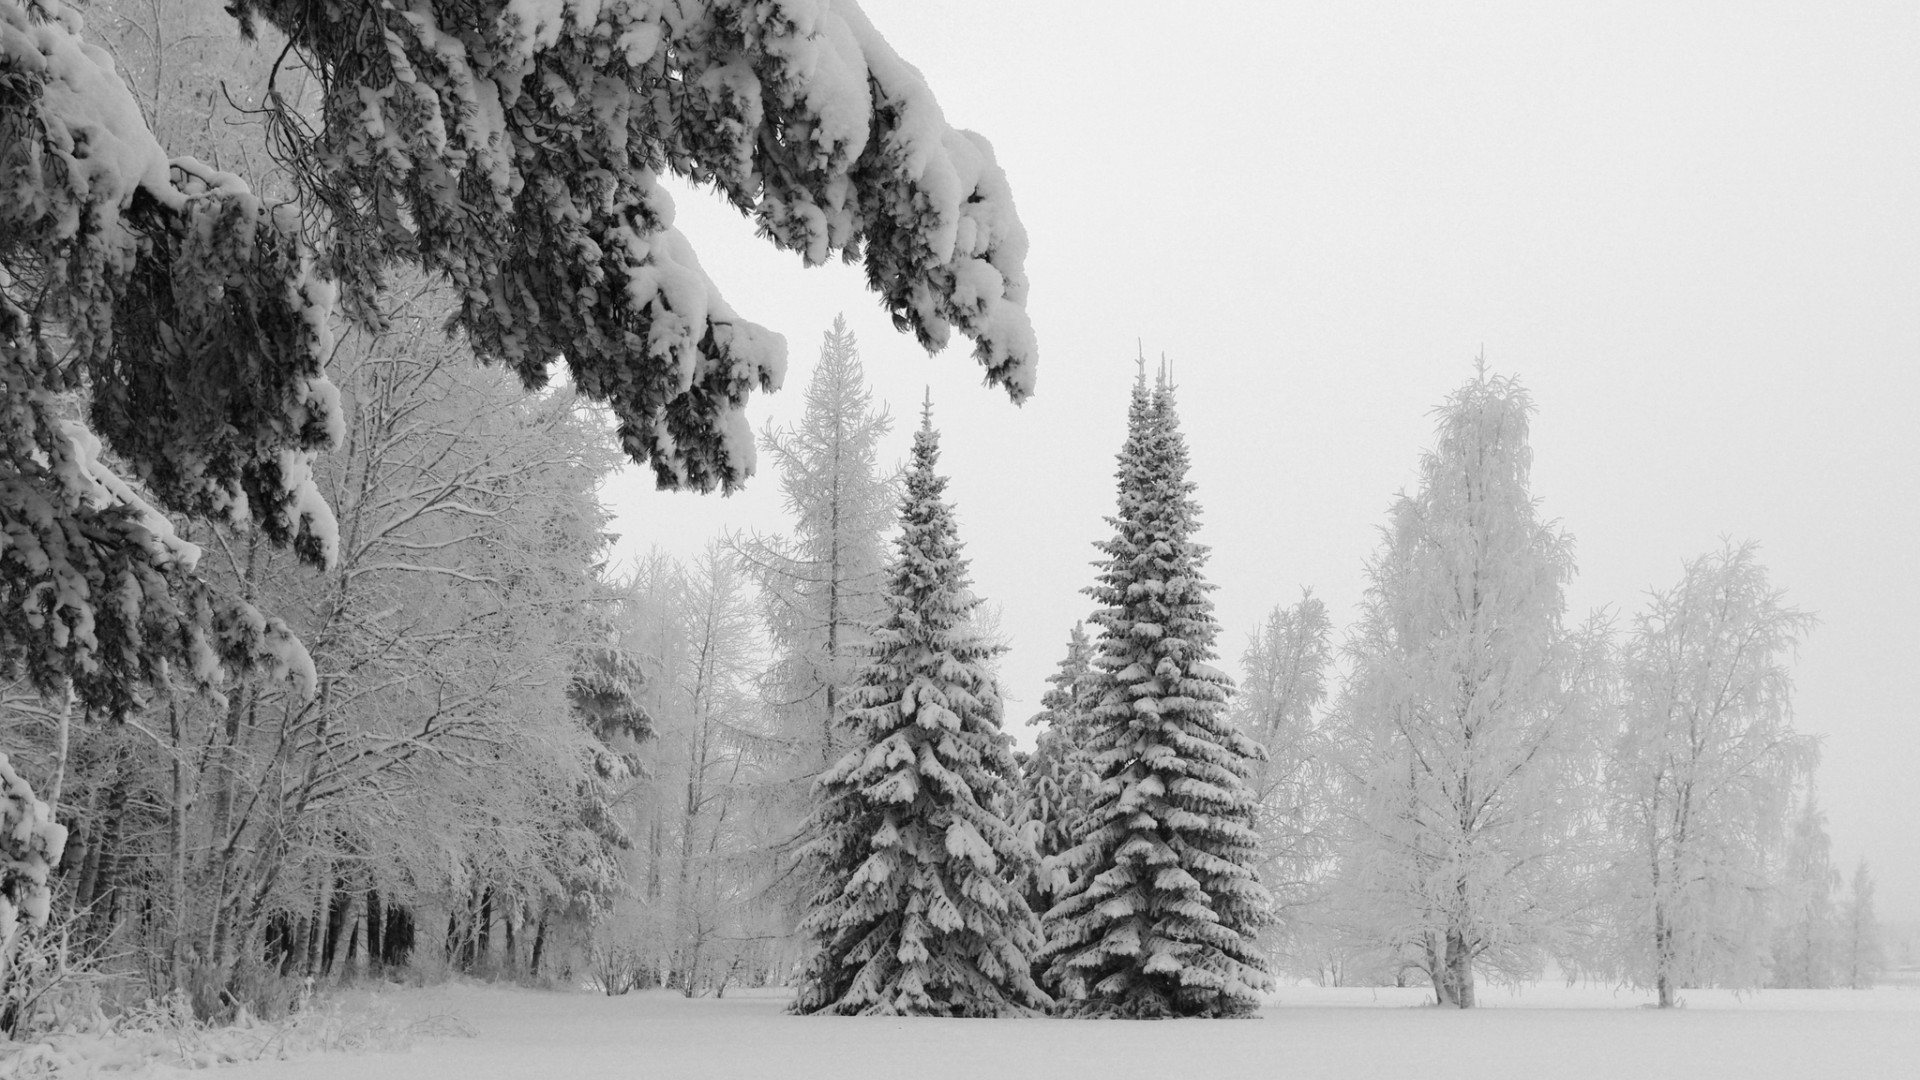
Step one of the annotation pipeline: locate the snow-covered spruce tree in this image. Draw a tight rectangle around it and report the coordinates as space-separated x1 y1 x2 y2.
1 0 1035 715
791 403 1045 1016
1334 367 1599 1008
1603 541 1816 1007
1017 623 1099 928
1041 369 1273 1019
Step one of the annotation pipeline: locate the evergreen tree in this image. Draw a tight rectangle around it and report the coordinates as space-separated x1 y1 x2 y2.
2 0 1036 717
1018 623 1100 923
791 402 1045 1017
1042 367 1272 1019
1842 860 1884 989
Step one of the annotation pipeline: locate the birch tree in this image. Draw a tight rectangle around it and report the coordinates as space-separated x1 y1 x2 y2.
1604 541 1816 1007
1335 367 1597 1008
1235 591 1339 978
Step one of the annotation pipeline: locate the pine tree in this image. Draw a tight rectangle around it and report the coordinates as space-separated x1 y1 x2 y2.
1042 366 1272 1019
791 401 1045 1017
1018 624 1100 922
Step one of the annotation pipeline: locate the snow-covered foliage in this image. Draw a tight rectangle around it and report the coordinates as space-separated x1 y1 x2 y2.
792 405 1045 1017
1041 371 1272 1019
1601 541 1816 1006
1 0 330 713
2 0 1034 719
1 752 67 954
1016 622 1099 935
227 0 1038 492
1331 368 1600 1007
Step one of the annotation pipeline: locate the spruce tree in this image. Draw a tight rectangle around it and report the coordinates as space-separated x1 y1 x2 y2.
792 402 1046 1017
1019 624 1100 921
1041 368 1273 1018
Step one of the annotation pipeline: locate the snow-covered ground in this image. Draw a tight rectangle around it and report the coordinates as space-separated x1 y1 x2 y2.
169 981 1919 1080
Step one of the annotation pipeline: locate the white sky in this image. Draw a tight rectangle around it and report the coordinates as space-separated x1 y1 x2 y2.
604 0 1920 921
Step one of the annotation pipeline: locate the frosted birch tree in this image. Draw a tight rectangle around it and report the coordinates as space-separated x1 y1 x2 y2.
1335 367 1598 1008
792 404 1043 1017
1235 591 1339 977
1603 541 1816 1007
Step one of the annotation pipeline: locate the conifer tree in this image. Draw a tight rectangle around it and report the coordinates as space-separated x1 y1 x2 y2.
792 401 1045 1017
1018 623 1100 921
1042 366 1272 1019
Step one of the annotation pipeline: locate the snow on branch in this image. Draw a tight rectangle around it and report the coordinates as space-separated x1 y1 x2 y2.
1 752 68 947
228 0 1036 491
2 0 338 709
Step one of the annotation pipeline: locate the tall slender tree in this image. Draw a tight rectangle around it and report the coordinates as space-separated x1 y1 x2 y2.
1841 860 1883 989
1334 366 1596 1008
792 401 1044 1017
736 317 897 774
1042 366 1272 1019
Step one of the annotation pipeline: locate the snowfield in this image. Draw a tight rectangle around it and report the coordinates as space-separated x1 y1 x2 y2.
183 981 1919 1080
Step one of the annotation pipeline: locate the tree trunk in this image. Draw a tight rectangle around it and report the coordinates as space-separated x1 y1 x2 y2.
365 889 383 971
475 885 494 971
307 875 332 975
503 899 517 975
529 911 548 980
1655 901 1676 1008
324 879 361 977
166 694 191 996
1442 928 1475 1008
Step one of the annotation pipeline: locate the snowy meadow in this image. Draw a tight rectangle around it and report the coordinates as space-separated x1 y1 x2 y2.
193 982 1920 1080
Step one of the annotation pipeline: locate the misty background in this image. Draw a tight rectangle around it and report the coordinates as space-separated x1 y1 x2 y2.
604 0 1919 921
